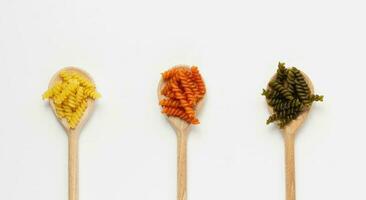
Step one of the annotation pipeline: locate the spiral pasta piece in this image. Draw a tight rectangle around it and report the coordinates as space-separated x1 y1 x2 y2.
310 94 324 102
170 80 196 118
159 99 181 107
191 66 206 99
162 107 199 124
269 81 294 100
43 69 101 129
178 70 196 105
159 66 206 124
266 114 278 124
262 89 281 99
273 99 301 111
162 68 179 80
268 97 282 106
262 63 323 128
286 69 296 95
276 62 288 83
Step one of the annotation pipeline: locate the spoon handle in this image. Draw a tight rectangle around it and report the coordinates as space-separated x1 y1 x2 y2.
284 133 296 200
68 131 79 200
177 131 188 200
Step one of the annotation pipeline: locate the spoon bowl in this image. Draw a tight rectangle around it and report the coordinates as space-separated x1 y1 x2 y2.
157 64 206 133
48 67 95 134
267 71 314 135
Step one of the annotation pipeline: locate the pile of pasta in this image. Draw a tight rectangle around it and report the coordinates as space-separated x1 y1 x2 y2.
262 63 323 128
160 66 206 124
43 70 101 129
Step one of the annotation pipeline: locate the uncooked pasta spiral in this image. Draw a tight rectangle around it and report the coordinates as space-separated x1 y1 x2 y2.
191 66 206 99
262 63 323 128
286 69 296 95
310 94 323 102
262 89 281 100
266 114 278 124
269 81 294 100
170 81 196 118
261 89 271 98
268 97 283 106
276 62 288 83
162 107 199 124
273 99 301 111
162 68 179 80
43 69 101 129
179 70 196 105
69 100 88 128
159 99 181 107
159 66 206 124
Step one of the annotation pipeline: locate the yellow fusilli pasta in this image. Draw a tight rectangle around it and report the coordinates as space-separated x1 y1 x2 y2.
43 69 101 129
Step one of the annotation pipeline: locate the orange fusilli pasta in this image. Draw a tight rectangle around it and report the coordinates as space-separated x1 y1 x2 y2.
159 66 206 124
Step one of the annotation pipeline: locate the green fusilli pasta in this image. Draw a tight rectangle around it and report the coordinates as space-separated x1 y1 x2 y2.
262 63 323 128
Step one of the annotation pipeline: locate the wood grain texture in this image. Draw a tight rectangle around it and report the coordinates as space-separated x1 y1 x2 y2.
267 71 314 200
177 130 188 200
284 132 295 200
157 65 206 200
48 67 96 200
68 130 79 200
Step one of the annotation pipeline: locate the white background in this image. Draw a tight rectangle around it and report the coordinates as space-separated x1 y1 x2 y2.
0 0 365 199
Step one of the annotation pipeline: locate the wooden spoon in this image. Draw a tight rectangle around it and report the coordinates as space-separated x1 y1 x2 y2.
48 67 96 200
157 65 206 200
267 72 314 200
